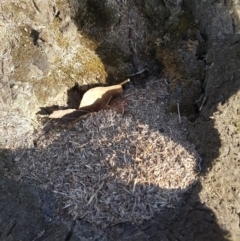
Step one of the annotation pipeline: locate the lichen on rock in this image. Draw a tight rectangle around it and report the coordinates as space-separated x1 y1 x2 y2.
1 0 108 117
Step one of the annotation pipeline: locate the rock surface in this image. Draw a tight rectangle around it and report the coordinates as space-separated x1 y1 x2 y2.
1 0 108 110
186 1 240 239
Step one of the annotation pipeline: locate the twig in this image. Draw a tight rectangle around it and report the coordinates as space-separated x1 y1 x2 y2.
127 68 149 77
199 96 207 111
87 182 104 206
31 230 45 241
69 141 89 148
177 103 181 124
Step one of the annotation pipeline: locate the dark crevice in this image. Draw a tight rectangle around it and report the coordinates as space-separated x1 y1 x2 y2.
55 10 60 18
231 15 236 34
65 221 76 241
6 220 17 236
30 29 40 46
66 84 87 109
32 0 41 13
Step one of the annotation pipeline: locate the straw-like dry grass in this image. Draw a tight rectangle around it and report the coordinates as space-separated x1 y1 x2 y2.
8 78 200 228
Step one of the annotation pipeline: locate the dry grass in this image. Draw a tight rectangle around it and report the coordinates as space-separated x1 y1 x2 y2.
9 78 200 228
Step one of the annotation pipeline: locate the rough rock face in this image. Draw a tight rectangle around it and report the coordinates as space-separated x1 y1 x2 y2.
68 0 164 81
0 0 107 148
0 0 206 147
0 0 107 109
0 173 73 241
185 0 240 239
102 0 205 120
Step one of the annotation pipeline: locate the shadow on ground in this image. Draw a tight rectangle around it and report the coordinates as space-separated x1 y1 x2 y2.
0 140 229 241
0 66 235 241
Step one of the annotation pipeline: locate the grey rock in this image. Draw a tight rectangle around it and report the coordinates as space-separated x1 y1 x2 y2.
70 221 109 241
32 53 50 74
0 174 72 241
163 0 183 15
32 0 55 23
107 223 148 241
184 0 234 42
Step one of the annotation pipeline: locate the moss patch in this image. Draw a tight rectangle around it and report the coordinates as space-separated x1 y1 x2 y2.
33 44 106 105
9 11 107 105
166 12 197 39
74 0 117 40
11 25 48 82
134 0 169 30
96 43 131 83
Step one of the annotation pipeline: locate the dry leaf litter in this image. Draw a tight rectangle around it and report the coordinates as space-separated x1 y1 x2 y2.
5 78 200 228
